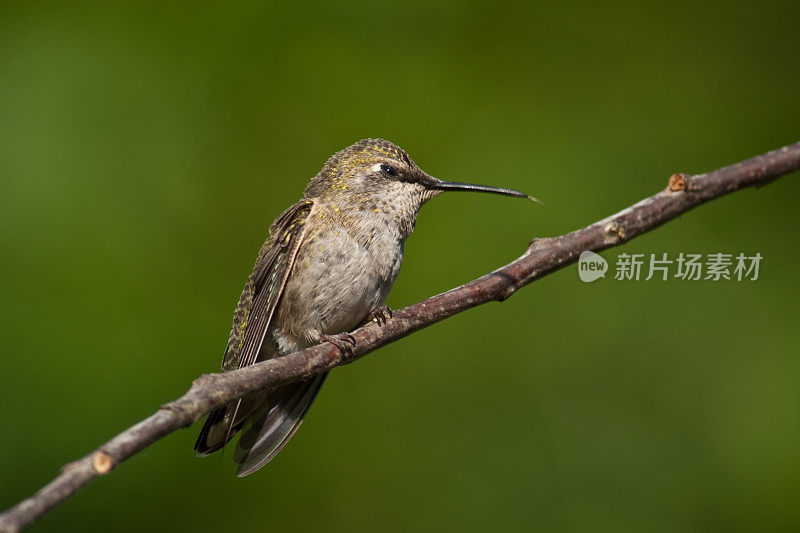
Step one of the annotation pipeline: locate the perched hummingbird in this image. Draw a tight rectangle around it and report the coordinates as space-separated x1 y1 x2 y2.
195 138 533 476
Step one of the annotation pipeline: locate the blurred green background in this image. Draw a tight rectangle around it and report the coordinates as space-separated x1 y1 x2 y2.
2 1 799 531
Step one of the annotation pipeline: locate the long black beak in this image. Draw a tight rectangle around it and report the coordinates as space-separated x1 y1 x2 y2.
421 175 541 203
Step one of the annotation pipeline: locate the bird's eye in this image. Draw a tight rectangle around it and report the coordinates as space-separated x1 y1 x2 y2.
380 164 398 178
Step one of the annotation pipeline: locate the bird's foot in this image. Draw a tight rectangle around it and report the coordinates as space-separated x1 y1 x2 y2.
318 332 356 356
362 305 393 327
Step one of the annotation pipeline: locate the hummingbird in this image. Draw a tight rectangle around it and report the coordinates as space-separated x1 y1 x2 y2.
195 138 534 476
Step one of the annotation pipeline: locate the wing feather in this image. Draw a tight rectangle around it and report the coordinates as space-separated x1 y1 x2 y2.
194 199 315 455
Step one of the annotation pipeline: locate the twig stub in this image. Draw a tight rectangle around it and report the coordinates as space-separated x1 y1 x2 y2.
92 452 113 475
669 173 688 191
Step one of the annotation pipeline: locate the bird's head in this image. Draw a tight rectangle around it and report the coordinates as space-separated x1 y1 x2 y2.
304 139 536 233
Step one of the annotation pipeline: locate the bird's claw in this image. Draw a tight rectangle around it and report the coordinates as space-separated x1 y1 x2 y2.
319 332 356 356
364 305 393 326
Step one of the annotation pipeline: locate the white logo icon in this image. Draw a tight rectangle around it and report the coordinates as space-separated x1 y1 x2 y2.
578 251 608 282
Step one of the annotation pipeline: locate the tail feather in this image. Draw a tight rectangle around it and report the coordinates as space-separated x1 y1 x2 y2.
233 373 328 476
194 391 267 455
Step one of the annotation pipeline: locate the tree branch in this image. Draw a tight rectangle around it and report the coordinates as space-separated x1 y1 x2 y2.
2 142 799 532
